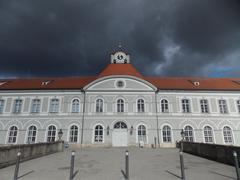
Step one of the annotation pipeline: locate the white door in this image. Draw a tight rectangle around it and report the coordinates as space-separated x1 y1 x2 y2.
112 129 128 147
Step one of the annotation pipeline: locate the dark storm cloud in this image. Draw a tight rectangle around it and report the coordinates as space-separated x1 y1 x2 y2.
0 0 240 78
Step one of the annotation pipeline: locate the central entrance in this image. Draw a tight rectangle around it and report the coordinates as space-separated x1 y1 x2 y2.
112 121 128 147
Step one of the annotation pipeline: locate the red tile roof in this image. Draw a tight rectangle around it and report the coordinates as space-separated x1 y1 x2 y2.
0 77 96 90
144 77 240 91
0 64 240 91
98 63 143 78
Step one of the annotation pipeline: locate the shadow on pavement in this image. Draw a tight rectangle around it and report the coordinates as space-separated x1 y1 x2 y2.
165 170 182 179
208 170 235 179
121 169 127 179
18 170 34 179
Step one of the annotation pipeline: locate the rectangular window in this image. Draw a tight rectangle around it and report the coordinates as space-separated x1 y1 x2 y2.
182 99 190 113
13 99 22 113
161 100 169 113
117 99 124 113
200 99 209 113
0 100 5 113
219 99 228 114
237 100 240 113
49 99 59 113
31 99 41 113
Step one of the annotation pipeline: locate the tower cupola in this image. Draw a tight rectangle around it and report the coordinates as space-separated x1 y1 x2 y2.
110 51 130 64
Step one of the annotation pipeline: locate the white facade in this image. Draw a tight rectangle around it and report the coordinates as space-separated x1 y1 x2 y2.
0 51 239 147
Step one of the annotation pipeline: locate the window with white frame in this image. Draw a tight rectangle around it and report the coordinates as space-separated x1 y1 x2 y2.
237 100 240 113
27 125 37 144
47 125 56 142
31 99 41 113
137 99 145 113
49 98 59 113
96 99 103 113
200 99 209 113
182 99 190 113
117 99 124 113
8 126 18 143
138 125 147 143
223 126 233 144
219 99 228 114
13 99 22 113
114 121 127 129
161 99 169 113
0 99 4 113
69 125 78 143
72 99 80 113
162 125 172 142
184 126 194 142
94 125 103 143
204 126 214 143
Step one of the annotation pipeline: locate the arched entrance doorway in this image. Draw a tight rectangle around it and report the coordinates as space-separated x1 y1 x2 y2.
112 121 128 147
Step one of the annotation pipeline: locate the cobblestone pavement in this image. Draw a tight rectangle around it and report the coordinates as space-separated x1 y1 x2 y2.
0 147 236 180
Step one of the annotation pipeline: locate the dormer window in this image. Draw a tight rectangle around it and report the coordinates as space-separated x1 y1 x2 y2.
0 81 7 86
233 81 240 85
193 81 200 86
189 80 200 86
41 81 51 86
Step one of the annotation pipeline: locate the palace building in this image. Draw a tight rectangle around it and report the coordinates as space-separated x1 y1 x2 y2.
0 50 240 147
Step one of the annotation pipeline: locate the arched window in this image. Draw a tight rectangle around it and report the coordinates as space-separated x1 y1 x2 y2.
8 126 18 143
223 126 233 144
69 125 78 143
27 125 37 144
117 99 124 113
162 125 172 142
184 126 194 142
161 99 169 113
96 99 103 113
47 125 56 142
114 121 127 129
72 99 80 113
94 125 103 143
137 99 145 113
204 126 214 143
138 125 147 143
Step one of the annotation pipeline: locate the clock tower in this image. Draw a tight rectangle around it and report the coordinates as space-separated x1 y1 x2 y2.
110 51 130 64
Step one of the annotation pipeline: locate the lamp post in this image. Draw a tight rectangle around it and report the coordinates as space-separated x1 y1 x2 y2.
130 126 133 135
180 129 185 152
180 129 186 180
58 129 63 141
107 126 110 135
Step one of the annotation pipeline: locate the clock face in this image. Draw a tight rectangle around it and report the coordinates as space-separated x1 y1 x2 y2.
115 52 126 63
117 54 124 60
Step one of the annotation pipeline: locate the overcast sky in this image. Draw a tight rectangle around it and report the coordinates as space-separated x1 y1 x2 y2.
0 0 240 78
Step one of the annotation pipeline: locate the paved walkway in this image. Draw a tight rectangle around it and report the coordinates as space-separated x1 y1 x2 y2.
0 147 236 180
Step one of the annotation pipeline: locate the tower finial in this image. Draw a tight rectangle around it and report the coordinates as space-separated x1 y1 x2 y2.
118 43 122 49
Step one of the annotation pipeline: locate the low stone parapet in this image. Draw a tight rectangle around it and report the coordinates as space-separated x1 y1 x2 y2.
0 141 64 168
182 141 240 166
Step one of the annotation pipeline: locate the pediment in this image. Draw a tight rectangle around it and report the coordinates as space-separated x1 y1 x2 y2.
84 76 156 92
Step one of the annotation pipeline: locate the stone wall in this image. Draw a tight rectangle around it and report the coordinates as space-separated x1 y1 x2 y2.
182 141 240 166
0 141 64 168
